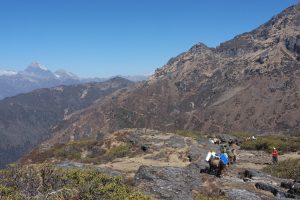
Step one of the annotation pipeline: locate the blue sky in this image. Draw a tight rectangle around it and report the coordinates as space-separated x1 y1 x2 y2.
0 0 299 77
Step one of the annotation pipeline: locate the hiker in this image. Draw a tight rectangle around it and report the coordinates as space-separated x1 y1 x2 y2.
272 147 278 164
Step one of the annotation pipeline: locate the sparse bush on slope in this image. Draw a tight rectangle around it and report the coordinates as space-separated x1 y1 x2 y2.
263 158 300 180
23 139 134 165
0 164 150 200
175 130 206 140
240 135 300 154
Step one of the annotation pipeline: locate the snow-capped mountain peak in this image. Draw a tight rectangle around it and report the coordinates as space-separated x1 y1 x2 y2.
28 62 48 71
54 70 79 80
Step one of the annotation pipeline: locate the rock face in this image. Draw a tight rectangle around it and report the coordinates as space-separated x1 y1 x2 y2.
40 3 300 145
0 77 132 168
255 182 296 199
222 189 262 200
134 165 202 200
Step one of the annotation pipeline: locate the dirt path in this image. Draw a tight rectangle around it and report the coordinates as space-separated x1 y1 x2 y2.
234 150 300 171
215 151 300 199
280 152 300 160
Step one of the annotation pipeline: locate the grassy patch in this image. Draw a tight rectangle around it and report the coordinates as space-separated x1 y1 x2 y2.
0 164 150 199
240 135 300 154
262 158 300 179
230 131 252 140
175 130 206 140
0 185 17 196
106 144 131 159
22 139 134 165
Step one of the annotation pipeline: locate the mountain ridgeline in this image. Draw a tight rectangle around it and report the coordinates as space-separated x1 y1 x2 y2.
0 77 132 168
0 62 148 100
0 62 81 100
44 3 300 145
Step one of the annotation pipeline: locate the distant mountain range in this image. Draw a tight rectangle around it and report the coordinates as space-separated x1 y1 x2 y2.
0 62 148 99
0 77 133 168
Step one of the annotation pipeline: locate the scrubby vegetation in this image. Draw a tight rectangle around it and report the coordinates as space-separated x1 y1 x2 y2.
0 164 150 200
106 144 131 158
229 131 252 140
175 130 206 140
240 135 300 153
263 158 300 180
22 139 134 165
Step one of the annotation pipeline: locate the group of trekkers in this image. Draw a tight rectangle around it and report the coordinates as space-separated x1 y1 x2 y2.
204 144 237 177
204 139 279 177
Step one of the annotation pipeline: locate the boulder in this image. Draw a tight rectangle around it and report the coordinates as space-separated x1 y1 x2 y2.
242 169 265 179
134 165 202 200
255 182 295 199
281 181 294 189
188 144 204 162
295 176 300 183
222 189 261 200
286 35 300 53
289 183 300 196
216 134 242 145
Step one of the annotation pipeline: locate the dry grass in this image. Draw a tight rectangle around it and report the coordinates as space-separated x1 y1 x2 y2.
263 158 300 179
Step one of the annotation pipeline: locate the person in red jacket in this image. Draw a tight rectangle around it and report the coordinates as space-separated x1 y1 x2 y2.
272 147 278 164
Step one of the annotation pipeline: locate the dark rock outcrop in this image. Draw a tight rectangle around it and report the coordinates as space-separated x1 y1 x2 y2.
134 165 202 200
255 182 296 199
289 183 300 196
222 189 261 200
286 35 300 53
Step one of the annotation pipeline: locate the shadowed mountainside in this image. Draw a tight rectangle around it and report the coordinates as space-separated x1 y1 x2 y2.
0 77 132 168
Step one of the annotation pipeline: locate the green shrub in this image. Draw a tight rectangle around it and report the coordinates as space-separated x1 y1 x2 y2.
106 144 131 159
263 158 300 179
0 185 16 196
24 139 135 165
240 135 300 154
230 131 252 140
175 130 206 140
42 140 99 162
0 164 150 199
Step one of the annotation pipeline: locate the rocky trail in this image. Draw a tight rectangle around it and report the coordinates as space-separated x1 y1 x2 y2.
218 150 300 199
30 128 300 200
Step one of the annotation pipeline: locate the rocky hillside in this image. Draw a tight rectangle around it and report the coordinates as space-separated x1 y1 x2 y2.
20 128 300 199
42 3 300 146
0 77 132 168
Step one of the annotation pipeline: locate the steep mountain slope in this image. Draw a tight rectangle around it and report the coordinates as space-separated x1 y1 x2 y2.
0 77 132 168
43 4 300 146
